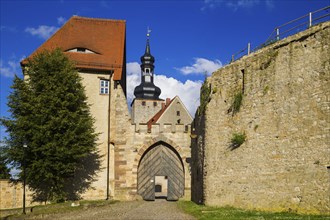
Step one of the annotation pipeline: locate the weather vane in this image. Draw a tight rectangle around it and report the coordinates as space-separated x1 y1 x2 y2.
147 27 151 38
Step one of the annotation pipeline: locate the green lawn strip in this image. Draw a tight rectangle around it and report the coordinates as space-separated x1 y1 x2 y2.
177 201 329 220
1 200 118 219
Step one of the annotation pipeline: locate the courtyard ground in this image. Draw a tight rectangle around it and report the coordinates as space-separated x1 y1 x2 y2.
1 199 195 220
2 200 329 220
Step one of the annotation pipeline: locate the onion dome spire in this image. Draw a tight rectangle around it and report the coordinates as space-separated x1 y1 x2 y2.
134 28 161 100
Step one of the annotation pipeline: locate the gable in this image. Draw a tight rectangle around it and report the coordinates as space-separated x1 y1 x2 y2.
157 96 192 125
155 96 192 125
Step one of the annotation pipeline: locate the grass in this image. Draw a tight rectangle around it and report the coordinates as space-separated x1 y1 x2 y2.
228 91 243 116
0 200 118 219
178 201 330 220
229 132 246 150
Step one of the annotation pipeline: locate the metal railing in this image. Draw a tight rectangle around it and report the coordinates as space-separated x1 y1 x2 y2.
230 6 330 62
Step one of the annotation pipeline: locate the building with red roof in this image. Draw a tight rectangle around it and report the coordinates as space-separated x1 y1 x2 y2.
15 16 192 204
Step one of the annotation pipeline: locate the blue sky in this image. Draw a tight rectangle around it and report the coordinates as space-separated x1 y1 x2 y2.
1 0 329 140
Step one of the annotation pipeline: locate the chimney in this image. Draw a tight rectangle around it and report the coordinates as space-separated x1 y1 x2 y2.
166 98 171 106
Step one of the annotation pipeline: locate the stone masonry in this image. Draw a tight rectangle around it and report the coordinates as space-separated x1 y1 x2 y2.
191 21 330 214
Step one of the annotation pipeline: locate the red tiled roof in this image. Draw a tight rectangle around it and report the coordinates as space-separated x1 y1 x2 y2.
147 98 174 131
21 16 126 80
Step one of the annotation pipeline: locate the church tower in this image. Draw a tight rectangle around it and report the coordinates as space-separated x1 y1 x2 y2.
133 31 161 99
131 31 164 124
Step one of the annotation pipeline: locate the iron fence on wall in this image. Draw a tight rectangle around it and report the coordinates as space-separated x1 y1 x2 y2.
230 6 330 63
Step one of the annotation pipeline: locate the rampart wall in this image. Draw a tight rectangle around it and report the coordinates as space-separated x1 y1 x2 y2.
0 180 42 210
191 21 330 214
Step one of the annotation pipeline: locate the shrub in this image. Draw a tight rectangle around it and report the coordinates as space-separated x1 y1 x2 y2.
228 92 243 115
229 132 246 150
198 78 211 115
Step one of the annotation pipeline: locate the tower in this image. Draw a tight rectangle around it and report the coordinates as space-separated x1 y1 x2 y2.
132 31 164 124
133 31 161 100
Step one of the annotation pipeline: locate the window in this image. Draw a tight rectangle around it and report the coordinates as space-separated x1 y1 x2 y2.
100 80 109 94
67 48 96 54
155 184 162 193
145 75 151 82
142 101 146 106
153 102 157 107
77 48 86 53
177 111 180 116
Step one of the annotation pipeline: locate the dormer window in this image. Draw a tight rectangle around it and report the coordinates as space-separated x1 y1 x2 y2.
77 48 86 52
67 48 96 54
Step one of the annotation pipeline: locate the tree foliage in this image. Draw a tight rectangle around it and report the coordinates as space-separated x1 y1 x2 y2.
1 49 100 202
0 144 11 179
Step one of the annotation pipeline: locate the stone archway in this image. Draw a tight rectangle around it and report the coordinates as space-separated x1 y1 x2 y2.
137 142 184 201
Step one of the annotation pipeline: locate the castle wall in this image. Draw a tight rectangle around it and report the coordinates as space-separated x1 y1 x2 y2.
131 99 163 124
0 180 41 210
79 72 111 200
112 79 134 200
79 70 133 201
113 122 192 200
192 22 330 214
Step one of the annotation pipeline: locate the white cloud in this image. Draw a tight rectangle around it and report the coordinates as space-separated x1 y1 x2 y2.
0 59 20 78
202 0 273 11
25 25 58 40
176 58 222 75
127 62 141 105
265 0 274 9
156 76 202 116
127 62 141 76
226 0 260 10
126 62 202 116
57 16 66 25
201 0 224 11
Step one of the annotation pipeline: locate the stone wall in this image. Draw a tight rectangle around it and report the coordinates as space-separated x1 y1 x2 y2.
79 71 112 200
131 99 163 124
0 180 41 210
112 121 192 200
191 21 330 214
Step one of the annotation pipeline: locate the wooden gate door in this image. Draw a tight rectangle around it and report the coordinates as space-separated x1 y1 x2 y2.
137 143 184 201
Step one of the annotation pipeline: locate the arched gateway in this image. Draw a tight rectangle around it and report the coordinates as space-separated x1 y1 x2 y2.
137 142 184 201
132 33 192 201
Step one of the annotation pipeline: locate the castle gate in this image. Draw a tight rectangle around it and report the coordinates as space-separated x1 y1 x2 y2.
137 142 184 201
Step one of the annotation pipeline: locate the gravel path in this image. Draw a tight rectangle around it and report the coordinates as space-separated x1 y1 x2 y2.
29 199 196 220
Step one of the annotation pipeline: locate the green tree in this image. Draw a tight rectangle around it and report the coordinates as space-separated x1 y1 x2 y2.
0 144 11 179
1 49 100 202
